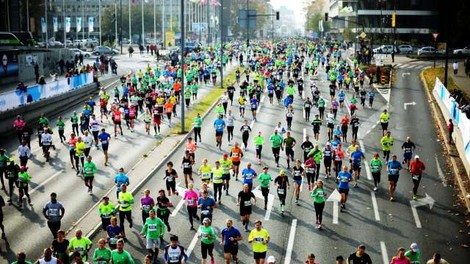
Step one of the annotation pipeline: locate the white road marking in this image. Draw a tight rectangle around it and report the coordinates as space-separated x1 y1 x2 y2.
359 139 365 152
283 219 298 264
185 228 201 258
435 155 448 187
364 160 372 180
30 170 65 195
170 185 187 217
250 95 265 127
253 188 275 220
410 206 422 228
327 189 341 224
303 128 307 140
371 191 380 221
380 241 389 264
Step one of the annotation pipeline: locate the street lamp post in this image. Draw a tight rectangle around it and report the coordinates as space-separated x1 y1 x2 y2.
115 1 118 48
129 0 132 43
219 0 224 89
63 0 66 48
120 0 123 53
180 0 186 133
99 0 102 45
153 0 156 45
45 0 48 48
141 0 144 46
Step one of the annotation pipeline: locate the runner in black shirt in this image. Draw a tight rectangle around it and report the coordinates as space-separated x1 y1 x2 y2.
237 184 256 232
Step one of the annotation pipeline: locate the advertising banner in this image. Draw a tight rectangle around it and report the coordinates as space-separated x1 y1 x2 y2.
53 17 58 32
88 17 94 32
41 17 47 33
77 17 82 32
65 17 71 33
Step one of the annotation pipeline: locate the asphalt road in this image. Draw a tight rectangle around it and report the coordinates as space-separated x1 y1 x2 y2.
83 63 468 264
0 55 236 262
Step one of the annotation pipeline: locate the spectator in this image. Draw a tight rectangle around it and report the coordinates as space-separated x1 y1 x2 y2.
447 119 454 143
34 63 40 83
426 253 449 264
452 61 459 75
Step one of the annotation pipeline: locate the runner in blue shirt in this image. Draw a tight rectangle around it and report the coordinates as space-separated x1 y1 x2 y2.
387 154 402 201
114 167 130 199
241 163 257 191
350 145 365 187
98 128 111 166
220 219 243 264
337 165 352 211
213 114 226 150
250 96 259 121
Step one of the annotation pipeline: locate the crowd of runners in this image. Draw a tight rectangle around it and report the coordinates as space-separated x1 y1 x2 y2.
2 38 449 264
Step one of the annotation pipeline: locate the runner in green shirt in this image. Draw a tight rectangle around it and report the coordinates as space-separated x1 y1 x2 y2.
370 152 383 192
71 111 79 135
310 180 326 229
257 166 272 210
253 131 265 165
199 217 217 263
56 116 66 143
93 238 112 264
140 209 165 262
193 113 202 143
68 229 93 262
83 156 97 194
269 130 283 167
98 196 115 230
282 131 297 169
111 239 135 264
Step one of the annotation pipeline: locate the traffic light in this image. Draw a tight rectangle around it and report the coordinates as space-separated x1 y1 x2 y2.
276 11 280 20
325 13 328 21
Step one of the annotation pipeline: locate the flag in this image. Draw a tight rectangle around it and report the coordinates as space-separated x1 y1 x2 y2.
88 17 94 32
53 17 58 32
41 17 47 33
65 17 71 33
77 17 82 32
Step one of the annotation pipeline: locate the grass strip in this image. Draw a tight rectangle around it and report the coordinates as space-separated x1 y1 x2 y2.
422 67 460 94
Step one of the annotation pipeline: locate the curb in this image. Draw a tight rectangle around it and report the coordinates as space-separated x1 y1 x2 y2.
82 67 239 240
419 69 470 213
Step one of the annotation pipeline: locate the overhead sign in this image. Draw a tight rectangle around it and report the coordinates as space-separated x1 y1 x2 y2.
432 32 439 40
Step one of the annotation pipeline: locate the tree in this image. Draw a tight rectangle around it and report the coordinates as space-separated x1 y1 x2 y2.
304 0 330 34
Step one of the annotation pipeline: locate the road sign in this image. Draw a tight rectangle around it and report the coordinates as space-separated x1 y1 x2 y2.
432 32 439 40
359 32 367 39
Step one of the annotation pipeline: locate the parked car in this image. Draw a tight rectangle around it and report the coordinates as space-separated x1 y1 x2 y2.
93 46 119 55
453 46 470 54
373 45 398 54
48 41 64 48
398 45 414 54
417 46 439 56
69 48 92 58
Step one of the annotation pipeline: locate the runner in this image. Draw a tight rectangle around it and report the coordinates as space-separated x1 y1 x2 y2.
253 131 265 165
292 159 305 204
98 129 111 166
82 156 97 194
220 153 235 195
311 114 322 141
240 120 252 150
164 99 174 127
304 97 313 121
409 155 426 200
17 165 32 209
93 239 112 264
43 192 65 238
152 103 162 136
250 94 259 121
220 219 243 264
379 109 390 136
112 107 123 137
114 167 130 199
118 184 134 235
198 189 217 222
230 142 244 181
311 180 326 229
198 158 212 184
98 196 115 231
110 239 135 264
71 111 79 135
67 229 93 262
163 162 178 196
238 183 257 232
274 170 290 216
337 165 352 211
140 209 165 264
181 151 194 189
301 136 314 163
340 114 349 143
286 107 294 130
333 144 345 179
269 129 283 167
350 114 360 142
322 142 333 178
40 128 53 162
163 235 188 264
241 163 257 191
5 159 19 204
404 243 421 264
140 189 155 224
390 247 411 264
369 153 383 192
199 218 216 264
308 144 323 181
183 183 200 230
55 116 66 143
283 131 297 169
387 154 402 201
51 230 70 264
238 94 246 118
156 189 173 232
381 130 394 163
350 145 365 187
106 216 124 249
248 220 270 264
401 136 416 171
257 166 272 210
347 245 373 264
221 92 230 114
214 114 226 150
226 110 236 145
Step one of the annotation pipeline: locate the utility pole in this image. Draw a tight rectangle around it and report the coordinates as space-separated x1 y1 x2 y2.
246 0 249 46
220 0 224 89
120 0 123 53
180 0 186 133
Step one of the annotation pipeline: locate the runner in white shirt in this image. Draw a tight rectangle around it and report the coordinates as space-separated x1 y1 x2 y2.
82 131 94 157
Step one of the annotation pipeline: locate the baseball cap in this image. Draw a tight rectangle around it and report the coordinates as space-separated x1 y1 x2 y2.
263 166 269 170
280 169 286 175
415 155 420 159
223 153 228 158
267 256 276 263
410 243 419 252
202 218 211 224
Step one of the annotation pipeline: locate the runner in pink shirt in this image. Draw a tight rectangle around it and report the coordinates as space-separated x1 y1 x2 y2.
183 183 200 231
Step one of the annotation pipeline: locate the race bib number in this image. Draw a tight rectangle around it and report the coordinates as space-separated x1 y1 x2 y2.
277 189 285 195
244 200 252 207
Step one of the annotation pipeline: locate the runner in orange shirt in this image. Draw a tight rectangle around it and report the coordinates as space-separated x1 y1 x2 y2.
164 100 174 127
230 142 244 181
173 79 182 103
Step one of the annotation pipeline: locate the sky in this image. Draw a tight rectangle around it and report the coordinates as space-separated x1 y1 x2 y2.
268 0 309 30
